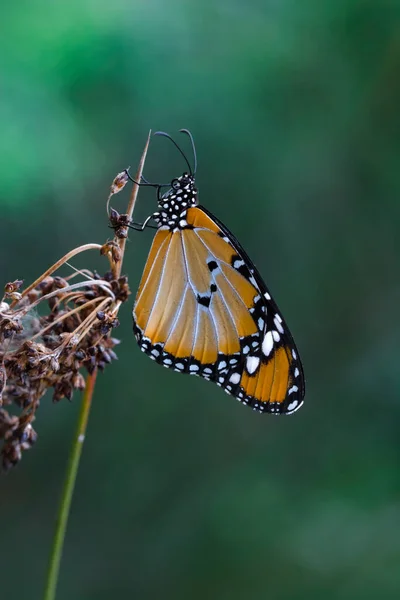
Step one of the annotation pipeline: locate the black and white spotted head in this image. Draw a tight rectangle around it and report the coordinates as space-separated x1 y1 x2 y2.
159 172 198 210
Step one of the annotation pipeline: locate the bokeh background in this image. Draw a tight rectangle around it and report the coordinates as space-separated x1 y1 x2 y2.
2 1 400 599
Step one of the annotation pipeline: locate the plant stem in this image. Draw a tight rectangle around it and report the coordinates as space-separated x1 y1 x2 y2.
113 130 151 279
42 133 151 600
43 369 98 600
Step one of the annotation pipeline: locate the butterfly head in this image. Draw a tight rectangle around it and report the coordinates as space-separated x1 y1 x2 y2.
159 172 198 209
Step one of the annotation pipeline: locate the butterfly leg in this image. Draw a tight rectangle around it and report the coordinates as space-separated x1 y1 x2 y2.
139 175 165 186
127 173 170 189
128 213 159 231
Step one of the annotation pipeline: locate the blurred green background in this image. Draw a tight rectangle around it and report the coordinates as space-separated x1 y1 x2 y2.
2 1 400 599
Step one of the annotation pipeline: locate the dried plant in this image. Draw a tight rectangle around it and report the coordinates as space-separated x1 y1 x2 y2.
1 134 150 599
0 150 148 471
0 267 126 469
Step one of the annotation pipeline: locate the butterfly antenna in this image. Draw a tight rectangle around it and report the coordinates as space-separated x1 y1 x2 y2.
179 129 197 174
154 131 193 175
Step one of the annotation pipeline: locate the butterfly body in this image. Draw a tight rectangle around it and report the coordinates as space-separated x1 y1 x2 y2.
132 161 305 415
151 173 198 231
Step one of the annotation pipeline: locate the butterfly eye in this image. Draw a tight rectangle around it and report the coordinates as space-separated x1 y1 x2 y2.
171 179 180 190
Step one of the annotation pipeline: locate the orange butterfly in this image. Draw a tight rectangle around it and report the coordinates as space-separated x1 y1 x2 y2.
130 131 305 414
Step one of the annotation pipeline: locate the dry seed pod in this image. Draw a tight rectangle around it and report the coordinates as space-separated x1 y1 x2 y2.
110 169 130 195
4 280 24 295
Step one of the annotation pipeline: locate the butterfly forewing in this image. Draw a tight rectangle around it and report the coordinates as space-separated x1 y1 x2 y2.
133 180 305 415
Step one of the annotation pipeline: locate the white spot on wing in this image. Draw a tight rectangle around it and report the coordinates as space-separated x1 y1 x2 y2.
229 372 240 384
246 356 260 374
233 259 245 269
274 317 284 334
262 331 273 356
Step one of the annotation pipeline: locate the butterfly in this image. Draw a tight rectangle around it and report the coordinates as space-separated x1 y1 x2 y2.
129 130 305 414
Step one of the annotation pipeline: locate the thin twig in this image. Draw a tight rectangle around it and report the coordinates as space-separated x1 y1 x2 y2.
43 369 98 600
113 130 151 279
29 296 108 342
7 280 114 324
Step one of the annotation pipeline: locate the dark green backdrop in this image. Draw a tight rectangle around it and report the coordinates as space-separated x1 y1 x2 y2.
2 1 400 599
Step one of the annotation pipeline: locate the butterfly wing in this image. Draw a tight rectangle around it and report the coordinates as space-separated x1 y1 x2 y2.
133 206 305 414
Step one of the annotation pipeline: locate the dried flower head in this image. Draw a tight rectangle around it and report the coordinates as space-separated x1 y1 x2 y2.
0 158 143 470
110 168 130 195
108 208 131 239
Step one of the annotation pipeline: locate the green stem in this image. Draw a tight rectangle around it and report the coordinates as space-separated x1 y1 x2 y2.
43 369 98 600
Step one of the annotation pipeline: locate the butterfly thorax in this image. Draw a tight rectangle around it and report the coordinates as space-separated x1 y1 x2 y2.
153 173 198 231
